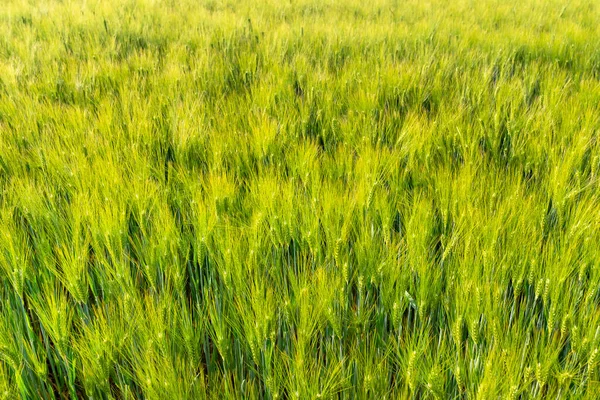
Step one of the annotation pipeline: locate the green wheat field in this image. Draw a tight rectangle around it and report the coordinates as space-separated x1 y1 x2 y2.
1 0 600 398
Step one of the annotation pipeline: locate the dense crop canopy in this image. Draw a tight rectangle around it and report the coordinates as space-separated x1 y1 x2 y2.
1 0 600 398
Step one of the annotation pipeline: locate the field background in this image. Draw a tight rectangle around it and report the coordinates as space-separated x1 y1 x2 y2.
1 0 600 398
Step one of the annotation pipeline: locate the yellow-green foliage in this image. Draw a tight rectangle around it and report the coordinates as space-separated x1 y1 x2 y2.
1 0 600 398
